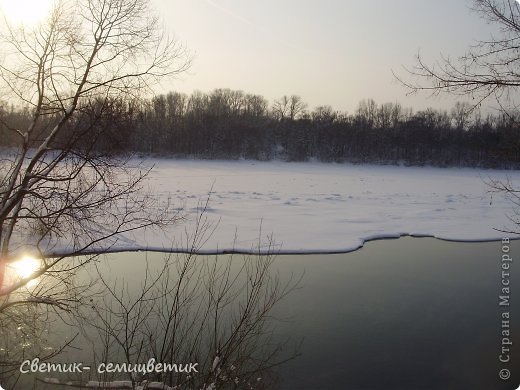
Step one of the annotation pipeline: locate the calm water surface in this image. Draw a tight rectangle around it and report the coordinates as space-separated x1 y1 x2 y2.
270 237 520 390
15 237 520 389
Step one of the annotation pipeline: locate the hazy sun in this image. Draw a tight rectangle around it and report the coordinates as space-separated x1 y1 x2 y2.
0 0 55 25
8 256 42 288
11 256 41 279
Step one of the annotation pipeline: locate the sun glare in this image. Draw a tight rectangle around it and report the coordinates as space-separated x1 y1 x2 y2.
0 0 55 25
10 256 41 284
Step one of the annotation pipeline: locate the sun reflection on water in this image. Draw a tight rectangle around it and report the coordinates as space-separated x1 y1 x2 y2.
8 256 42 288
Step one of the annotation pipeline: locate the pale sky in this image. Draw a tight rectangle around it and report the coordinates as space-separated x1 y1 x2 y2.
151 0 499 113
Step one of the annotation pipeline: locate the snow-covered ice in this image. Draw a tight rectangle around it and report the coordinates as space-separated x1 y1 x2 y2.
112 159 520 254
11 158 520 256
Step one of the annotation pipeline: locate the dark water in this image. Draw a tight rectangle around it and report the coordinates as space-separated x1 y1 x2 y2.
270 237 520 390
7 237 520 389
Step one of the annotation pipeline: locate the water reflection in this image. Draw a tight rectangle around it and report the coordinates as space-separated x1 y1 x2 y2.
271 237 520 390
0 250 301 390
7 255 42 288
1 238 519 389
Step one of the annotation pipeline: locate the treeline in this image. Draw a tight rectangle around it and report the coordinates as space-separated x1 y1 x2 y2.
1 89 520 168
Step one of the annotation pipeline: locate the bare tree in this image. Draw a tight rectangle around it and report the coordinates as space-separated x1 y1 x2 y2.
76 250 299 389
397 0 520 109
311 105 336 123
288 95 307 121
398 0 520 228
0 2 191 385
14 208 302 390
272 96 290 121
451 101 472 129
355 99 378 128
0 0 190 305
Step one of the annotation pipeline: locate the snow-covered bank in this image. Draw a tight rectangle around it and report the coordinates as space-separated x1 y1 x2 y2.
82 159 520 254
